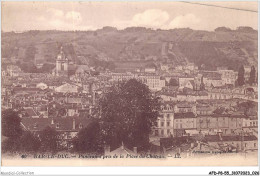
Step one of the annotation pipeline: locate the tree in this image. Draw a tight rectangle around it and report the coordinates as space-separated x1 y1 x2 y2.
48 104 66 117
213 107 225 114
39 126 60 152
19 62 38 73
237 101 256 116
2 138 20 153
2 109 22 138
168 78 178 86
19 131 41 152
237 65 245 86
99 79 160 151
215 27 232 32
38 63 55 73
72 121 102 153
249 66 256 85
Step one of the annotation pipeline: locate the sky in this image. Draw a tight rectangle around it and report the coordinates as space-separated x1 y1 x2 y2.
1 1 258 32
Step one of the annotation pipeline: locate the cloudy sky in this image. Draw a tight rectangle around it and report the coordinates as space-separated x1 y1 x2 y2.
2 1 258 32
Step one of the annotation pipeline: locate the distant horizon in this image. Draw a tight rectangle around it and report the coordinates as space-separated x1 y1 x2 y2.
2 1 258 32
1 25 258 33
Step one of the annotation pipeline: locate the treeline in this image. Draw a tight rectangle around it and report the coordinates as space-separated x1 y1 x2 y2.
90 58 116 71
18 62 55 73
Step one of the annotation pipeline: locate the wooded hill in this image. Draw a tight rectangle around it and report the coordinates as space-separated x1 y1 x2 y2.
2 26 257 71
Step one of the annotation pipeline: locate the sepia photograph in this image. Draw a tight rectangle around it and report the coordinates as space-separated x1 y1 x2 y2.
1 0 259 171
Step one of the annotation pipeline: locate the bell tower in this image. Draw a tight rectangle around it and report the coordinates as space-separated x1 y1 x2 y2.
56 46 69 76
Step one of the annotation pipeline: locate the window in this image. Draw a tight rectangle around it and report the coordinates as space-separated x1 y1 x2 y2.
79 123 83 129
161 122 164 127
33 123 38 129
56 123 60 129
167 114 170 119
245 143 247 148
254 143 257 147
167 129 170 135
67 133 72 139
155 130 159 136
161 130 164 135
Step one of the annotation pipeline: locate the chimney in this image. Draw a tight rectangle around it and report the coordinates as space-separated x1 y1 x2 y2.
162 147 166 154
133 147 137 154
198 141 201 150
241 130 244 151
92 91 96 105
104 145 110 155
72 118 76 130
178 147 181 154
218 132 223 141
66 94 68 103
191 142 194 148
89 106 92 115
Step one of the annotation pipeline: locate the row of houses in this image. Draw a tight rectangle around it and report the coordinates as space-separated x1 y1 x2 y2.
153 111 257 138
159 86 257 102
110 72 166 91
160 134 258 156
21 117 94 149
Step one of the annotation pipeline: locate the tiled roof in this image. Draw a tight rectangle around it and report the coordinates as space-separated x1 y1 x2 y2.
202 71 222 80
203 135 257 142
109 144 136 155
13 87 42 92
174 112 196 119
249 115 258 120
23 107 38 117
178 90 208 96
196 105 211 110
161 101 176 106
160 92 177 97
21 117 94 132
160 136 196 148
230 114 247 118
176 103 194 108
197 114 228 118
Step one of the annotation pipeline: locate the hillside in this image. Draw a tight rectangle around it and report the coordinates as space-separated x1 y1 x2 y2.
1 27 258 71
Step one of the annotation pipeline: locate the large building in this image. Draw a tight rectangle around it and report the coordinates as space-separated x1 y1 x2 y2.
55 46 69 77
152 102 175 137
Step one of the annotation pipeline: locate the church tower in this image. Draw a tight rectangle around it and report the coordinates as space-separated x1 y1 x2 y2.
56 46 69 76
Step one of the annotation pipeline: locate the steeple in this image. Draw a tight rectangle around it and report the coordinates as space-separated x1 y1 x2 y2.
56 45 69 76
57 46 66 61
